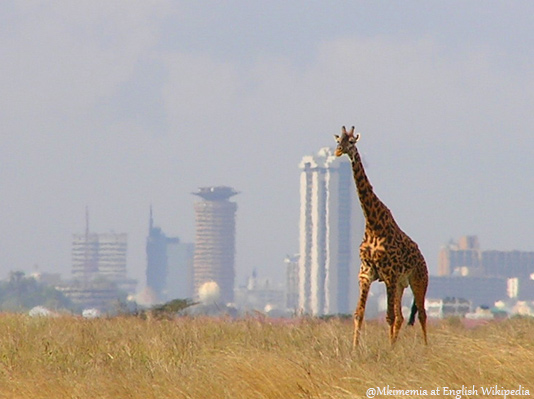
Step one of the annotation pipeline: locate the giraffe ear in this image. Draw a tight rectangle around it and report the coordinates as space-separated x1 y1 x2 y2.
334 134 340 142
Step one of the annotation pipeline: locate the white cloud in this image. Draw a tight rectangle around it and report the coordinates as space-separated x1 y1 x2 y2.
0 1 171 133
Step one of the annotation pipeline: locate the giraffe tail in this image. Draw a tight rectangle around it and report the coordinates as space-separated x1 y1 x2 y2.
407 300 417 326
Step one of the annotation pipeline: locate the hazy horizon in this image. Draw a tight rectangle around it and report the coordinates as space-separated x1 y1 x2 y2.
2 2 534 289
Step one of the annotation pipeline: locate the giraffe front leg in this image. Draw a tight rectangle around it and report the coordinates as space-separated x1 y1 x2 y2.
353 275 372 349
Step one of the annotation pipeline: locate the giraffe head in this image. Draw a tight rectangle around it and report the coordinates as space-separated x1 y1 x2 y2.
334 126 360 157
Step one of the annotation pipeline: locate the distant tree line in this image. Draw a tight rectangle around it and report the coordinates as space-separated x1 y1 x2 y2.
0 271 73 312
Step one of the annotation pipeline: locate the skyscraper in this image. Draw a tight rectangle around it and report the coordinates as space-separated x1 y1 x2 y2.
146 207 194 302
72 207 98 281
284 254 299 310
298 147 364 315
166 239 194 300
72 209 127 284
72 234 99 281
146 207 172 301
192 186 238 304
96 233 127 281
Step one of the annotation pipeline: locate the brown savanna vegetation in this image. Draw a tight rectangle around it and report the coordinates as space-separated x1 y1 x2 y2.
0 314 532 398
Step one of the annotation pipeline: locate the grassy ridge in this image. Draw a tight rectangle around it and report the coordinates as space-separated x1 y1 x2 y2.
0 315 532 398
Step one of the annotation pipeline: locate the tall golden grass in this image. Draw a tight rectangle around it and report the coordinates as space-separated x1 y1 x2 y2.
0 314 532 398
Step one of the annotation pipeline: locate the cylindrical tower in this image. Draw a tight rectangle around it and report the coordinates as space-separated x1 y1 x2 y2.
192 186 238 305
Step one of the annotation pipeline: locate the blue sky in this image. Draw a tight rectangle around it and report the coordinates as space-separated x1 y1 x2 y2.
1 1 534 287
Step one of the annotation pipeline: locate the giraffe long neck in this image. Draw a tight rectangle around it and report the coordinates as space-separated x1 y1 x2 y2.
348 147 391 232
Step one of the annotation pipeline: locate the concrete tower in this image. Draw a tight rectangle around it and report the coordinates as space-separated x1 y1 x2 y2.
192 186 238 304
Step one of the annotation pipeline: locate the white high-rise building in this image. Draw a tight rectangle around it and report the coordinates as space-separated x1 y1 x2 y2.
298 147 364 315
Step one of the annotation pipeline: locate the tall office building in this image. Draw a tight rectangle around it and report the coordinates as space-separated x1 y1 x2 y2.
298 147 364 316
146 207 194 302
284 254 299 310
146 208 174 301
72 236 99 281
166 239 194 300
72 209 127 283
192 186 238 304
96 233 127 281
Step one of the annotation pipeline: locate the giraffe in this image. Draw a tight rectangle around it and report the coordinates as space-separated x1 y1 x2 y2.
334 126 428 347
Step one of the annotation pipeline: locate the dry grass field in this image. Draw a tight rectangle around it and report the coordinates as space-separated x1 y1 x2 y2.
0 314 532 399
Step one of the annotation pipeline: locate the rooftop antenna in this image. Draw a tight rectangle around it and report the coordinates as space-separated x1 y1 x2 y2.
83 206 96 283
149 204 154 232
85 205 90 238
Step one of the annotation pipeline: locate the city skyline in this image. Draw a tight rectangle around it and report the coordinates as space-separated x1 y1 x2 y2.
2 3 534 289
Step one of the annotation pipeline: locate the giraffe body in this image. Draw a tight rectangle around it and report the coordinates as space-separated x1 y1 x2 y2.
334 126 428 347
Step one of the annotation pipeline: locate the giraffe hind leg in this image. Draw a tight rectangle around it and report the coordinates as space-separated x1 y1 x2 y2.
391 285 405 344
385 283 403 345
410 275 428 345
